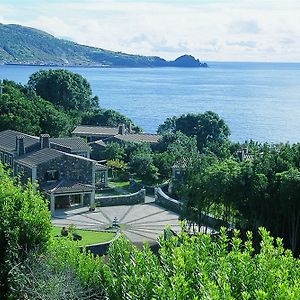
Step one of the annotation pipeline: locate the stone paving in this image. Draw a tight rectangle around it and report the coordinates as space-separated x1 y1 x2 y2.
52 202 182 244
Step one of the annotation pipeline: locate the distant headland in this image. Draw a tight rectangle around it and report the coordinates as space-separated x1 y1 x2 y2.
0 23 207 68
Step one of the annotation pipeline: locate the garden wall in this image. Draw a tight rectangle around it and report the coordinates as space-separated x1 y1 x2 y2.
95 189 145 206
154 187 182 213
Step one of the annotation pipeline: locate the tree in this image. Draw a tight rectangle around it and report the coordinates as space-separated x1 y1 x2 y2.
82 109 142 132
28 69 98 111
201 159 241 223
178 154 218 232
158 111 230 152
154 132 198 180
0 80 72 136
276 168 300 254
129 153 159 184
0 164 51 296
105 142 125 161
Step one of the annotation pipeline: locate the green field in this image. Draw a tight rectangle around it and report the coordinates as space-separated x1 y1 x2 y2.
52 226 115 246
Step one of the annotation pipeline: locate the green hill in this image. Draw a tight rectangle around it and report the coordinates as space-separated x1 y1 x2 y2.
0 23 207 68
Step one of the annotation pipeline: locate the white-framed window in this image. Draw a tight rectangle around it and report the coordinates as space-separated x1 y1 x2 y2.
0 152 3 162
4 154 8 164
20 166 24 173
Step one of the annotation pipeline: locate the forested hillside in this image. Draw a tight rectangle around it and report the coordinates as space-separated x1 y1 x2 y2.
0 24 207 68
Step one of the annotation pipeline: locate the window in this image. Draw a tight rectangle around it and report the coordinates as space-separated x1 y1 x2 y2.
8 155 13 166
4 154 7 164
45 170 59 181
0 152 3 162
20 166 24 173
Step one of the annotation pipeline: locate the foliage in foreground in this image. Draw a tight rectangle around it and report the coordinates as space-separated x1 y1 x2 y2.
10 227 300 300
9 239 105 300
105 229 300 300
0 164 51 297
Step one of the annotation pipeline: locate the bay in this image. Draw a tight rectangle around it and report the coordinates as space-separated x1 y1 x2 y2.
1 62 300 143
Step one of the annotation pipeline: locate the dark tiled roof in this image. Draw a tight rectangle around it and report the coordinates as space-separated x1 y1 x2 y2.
51 137 90 151
40 179 94 194
15 148 65 167
113 133 161 144
72 125 119 137
0 129 38 152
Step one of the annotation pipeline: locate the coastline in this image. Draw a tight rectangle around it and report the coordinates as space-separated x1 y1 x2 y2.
1 62 208 68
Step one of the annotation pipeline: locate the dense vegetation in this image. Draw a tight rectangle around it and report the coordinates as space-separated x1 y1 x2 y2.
0 164 51 296
0 70 139 136
177 142 300 256
105 112 229 184
0 24 207 67
8 222 300 299
1 69 300 299
105 111 300 256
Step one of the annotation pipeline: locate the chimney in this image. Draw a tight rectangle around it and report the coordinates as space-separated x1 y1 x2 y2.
40 134 50 149
118 124 125 135
16 136 25 156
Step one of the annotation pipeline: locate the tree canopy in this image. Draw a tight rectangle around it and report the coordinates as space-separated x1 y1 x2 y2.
0 80 71 136
158 111 230 151
28 69 98 111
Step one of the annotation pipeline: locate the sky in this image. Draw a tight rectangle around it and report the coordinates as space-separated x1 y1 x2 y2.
0 0 300 62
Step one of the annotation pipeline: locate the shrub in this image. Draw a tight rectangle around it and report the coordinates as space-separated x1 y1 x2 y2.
0 164 51 296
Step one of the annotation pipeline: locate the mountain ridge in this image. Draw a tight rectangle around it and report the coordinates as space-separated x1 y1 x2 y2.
0 23 208 68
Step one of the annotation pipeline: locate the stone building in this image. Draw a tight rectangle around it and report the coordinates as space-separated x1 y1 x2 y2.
0 129 108 215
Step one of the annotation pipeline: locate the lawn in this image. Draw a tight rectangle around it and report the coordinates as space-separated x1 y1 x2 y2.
109 180 131 190
52 226 115 246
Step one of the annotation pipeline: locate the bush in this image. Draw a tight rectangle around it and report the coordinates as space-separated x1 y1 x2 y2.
0 164 51 296
103 228 300 299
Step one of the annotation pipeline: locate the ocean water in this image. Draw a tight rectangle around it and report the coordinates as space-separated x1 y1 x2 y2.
1 62 300 143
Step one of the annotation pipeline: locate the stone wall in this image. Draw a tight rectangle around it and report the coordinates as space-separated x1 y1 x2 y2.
37 155 94 185
129 179 169 195
95 189 145 206
155 188 231 231
154 187 182 214
14 163 33 185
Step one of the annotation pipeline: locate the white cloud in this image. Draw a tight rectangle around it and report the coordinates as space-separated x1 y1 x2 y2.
0 0 300 61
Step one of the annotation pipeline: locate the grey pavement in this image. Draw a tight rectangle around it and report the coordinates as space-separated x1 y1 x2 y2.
52 202 181 244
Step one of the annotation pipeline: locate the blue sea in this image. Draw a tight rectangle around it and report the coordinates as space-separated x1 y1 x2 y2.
1 62 300 143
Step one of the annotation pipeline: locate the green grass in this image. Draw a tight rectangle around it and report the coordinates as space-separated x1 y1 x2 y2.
108 180 132 194
109 180 130 189
52 226 115 246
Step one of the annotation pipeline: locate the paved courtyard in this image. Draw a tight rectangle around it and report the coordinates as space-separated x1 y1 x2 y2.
52 202 182 244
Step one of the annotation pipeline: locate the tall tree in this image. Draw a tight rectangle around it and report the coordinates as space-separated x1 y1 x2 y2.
276 168 300 254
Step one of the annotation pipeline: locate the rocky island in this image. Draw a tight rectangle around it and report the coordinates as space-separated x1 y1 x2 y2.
0 23 207 68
